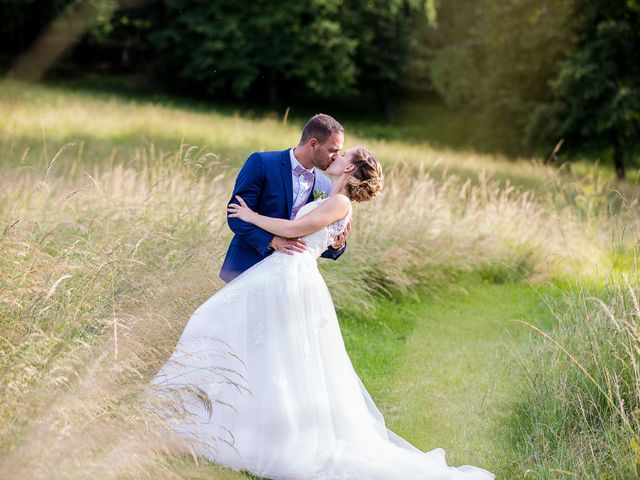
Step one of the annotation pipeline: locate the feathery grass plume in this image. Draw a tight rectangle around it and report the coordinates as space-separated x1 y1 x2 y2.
0 140 622 477
505 180 640 477
1 80 638 478
511 268 640 477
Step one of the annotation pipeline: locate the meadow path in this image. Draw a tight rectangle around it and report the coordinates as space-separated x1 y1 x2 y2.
374 282 555 477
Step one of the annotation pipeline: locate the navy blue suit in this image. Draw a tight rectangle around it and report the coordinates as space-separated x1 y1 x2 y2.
220 149 345 283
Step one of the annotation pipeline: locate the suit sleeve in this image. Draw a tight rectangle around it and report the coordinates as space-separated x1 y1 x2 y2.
320 243 347 261
227 153 274 256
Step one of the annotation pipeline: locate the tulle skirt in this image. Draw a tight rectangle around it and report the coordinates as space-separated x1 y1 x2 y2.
150 251 495 480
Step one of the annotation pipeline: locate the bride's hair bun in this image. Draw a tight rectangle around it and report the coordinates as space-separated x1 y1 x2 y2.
345 147 384 202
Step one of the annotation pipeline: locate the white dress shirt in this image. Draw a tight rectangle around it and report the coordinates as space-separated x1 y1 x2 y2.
289 148 315 220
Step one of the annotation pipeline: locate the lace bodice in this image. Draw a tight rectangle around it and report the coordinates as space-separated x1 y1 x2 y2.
294 198 351 258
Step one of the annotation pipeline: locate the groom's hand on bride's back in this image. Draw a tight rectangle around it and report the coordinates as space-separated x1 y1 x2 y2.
269 236 307 255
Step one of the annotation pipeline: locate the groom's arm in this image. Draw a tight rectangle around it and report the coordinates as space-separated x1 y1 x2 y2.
226 153 273 256
320 243 347 260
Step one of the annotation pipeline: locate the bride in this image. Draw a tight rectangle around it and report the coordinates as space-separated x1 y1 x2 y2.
150 147 495 480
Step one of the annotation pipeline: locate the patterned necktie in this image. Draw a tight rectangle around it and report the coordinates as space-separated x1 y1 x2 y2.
293 165 314 183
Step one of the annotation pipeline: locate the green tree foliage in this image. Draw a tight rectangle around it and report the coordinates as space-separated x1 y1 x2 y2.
342 0 416 119
474 0 577 155
424 0 639 176
149 0 357 103
408 0 577 153
2 0 638 175
148 0 431 111
410 0 482 107
551 0 640 178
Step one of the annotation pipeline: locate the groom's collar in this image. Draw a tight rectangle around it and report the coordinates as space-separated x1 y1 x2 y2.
289 148 315 174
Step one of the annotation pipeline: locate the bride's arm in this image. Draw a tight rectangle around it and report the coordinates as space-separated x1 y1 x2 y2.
228 195 350 238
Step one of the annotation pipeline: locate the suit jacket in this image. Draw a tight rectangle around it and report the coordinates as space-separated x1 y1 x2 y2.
220 149 346 283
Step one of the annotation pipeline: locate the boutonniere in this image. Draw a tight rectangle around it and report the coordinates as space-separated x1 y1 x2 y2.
313 189 326 200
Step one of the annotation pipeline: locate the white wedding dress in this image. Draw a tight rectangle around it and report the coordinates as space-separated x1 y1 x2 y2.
150 199 495 480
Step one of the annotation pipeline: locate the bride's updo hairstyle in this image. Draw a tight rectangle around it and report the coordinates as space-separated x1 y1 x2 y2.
345 147 384 203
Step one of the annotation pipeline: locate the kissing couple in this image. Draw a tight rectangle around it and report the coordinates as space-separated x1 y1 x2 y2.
150 114 495 480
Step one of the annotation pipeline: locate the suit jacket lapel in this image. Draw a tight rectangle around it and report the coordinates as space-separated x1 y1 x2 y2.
281 150 294 218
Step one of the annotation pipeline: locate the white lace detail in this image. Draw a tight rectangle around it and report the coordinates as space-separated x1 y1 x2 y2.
326 213 351 243
294 198 351 258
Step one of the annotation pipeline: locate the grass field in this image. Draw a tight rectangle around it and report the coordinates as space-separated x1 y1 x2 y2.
1 79 639 479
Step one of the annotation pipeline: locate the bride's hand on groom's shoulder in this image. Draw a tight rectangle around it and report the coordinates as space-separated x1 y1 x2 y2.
227 195 257 223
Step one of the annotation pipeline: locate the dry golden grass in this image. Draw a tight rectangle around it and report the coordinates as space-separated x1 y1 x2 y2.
1 80 638 479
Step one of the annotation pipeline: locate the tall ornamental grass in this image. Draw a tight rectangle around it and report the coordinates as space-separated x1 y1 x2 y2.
511 272 640 479
509 188 640 479
0 140 610 478
2 78 637 478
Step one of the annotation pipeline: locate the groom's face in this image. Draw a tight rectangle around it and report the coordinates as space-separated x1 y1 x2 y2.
310 132 344 171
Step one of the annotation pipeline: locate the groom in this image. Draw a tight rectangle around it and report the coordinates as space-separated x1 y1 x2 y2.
220 114 349 283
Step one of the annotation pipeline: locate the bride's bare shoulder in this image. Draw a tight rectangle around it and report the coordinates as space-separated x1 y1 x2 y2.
322 194 351 214
324 193 350 207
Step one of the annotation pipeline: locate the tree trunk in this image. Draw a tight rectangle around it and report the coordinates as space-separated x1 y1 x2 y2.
613 134 626 180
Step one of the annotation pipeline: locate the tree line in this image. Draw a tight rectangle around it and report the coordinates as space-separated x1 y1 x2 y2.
1 0 638 177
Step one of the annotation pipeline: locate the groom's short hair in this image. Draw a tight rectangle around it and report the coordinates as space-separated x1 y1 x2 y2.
300 114 344 144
